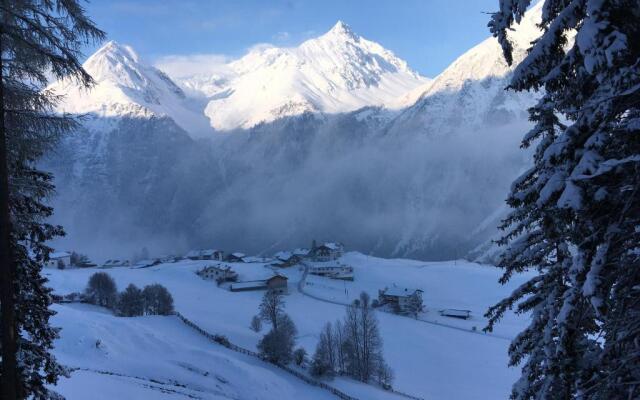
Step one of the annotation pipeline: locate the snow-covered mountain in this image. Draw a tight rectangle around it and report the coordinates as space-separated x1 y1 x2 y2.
45 5 546 261
388 1 543 137
49 41 212 137
175 21 428 130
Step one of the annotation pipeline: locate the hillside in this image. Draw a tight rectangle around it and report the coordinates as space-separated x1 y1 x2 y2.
45 253 532 399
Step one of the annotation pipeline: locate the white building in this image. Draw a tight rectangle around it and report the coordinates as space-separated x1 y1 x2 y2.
378 287 424 315
197 265 238 283
45 251 72 268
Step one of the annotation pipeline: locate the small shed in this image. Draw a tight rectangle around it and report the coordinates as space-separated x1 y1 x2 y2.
230 275 288 294
266 275 288 293
439 309 471 320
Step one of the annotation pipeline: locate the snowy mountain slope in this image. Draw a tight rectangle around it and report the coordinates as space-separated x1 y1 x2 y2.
45 253 532 399
45 4 549 261
49 41 213 138
387 1 544 136
50 303 335 400
173 21 428 130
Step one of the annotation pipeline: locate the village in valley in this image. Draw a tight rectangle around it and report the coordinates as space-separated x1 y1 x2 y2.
42 239 531 400
48 241 473 321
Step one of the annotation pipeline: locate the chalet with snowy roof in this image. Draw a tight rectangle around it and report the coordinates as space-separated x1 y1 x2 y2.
378 287 423 315
309 264 354 280
197 265 238 283
311 242 344 262
45 251 72 269
230 275 288 294
225 252 246 263
272 251 303 268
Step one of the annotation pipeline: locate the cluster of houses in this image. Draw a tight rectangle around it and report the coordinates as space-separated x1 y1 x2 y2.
45 251 97 269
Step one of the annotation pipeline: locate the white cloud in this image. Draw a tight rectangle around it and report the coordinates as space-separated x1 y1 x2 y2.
154 53 233 78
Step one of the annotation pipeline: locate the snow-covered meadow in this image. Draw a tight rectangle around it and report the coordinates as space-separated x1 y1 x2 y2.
45 253 533 399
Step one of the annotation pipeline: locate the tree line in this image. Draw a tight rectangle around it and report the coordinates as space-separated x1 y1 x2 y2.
84 272 174 317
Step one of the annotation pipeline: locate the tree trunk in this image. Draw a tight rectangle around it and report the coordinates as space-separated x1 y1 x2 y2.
0 28 19 399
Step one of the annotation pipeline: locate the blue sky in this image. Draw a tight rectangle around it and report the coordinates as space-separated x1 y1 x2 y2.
85 0 499 77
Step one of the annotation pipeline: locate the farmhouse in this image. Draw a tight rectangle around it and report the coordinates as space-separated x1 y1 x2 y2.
197 265 238 283
272 251 303 268
378 287 424 315
230 275 288 294
225 252 246 263
45 251 72 269
309 264 354 280
311 242 344 262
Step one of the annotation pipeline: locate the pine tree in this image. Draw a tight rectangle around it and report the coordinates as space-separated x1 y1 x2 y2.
0 2 103 397
485 1 640 399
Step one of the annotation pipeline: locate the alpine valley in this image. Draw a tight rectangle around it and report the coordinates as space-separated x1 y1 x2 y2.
45 3 544 262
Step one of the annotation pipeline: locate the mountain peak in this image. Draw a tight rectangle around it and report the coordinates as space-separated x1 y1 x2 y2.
323 20 358 41
89 40 140 65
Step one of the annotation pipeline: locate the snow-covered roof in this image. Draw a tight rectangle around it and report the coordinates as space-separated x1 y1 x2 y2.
439 309 471 318
274 251 296 261
242 256 271 263
318 242 343 251
293 248 310 256
382 287 422 297
50 251 71 259
201 249 220 256
230 252 246 258
231 281 268 290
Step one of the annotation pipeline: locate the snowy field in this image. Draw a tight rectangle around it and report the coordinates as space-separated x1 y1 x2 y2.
45 252 534 399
